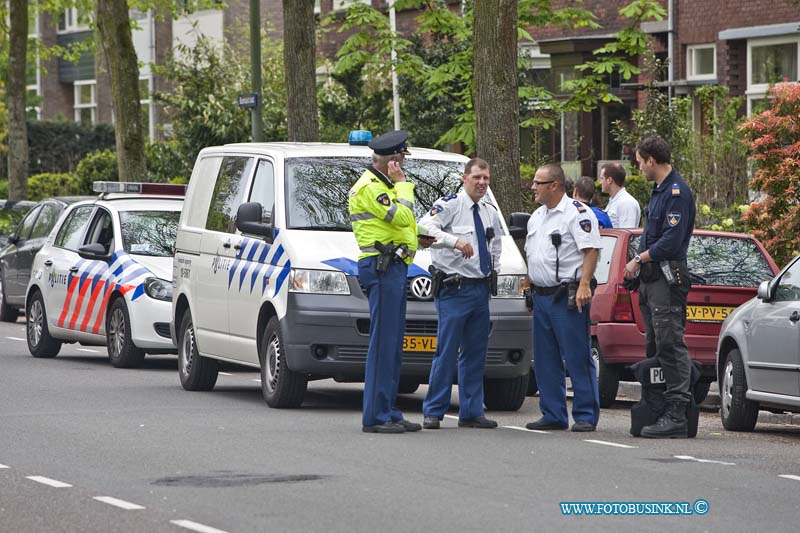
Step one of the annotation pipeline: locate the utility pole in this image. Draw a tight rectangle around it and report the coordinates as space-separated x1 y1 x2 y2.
250 0 264 142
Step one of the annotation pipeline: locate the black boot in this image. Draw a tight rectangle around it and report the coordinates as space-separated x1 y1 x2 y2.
641 401 688 438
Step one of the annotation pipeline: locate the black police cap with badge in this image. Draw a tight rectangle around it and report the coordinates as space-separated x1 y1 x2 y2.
369 130 412 156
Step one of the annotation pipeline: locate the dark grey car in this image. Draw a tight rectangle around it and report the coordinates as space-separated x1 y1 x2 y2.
0 197 91 322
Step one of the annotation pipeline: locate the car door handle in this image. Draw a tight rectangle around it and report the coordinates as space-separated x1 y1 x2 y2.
43 260 53 266
69 266 79 273
790 311 800 323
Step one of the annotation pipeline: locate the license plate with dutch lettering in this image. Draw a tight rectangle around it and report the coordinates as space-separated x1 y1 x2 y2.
686 305 737 323
403 335 437 353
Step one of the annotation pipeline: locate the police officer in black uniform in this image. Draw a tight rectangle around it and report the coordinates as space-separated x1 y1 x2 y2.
624 136 696 439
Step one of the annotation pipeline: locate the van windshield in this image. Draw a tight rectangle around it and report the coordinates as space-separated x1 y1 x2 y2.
285 157 464 230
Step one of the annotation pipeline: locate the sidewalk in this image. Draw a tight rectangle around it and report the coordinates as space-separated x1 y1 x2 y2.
616 381 800 426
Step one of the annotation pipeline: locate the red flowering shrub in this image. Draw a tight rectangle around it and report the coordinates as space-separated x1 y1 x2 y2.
739 83 800 266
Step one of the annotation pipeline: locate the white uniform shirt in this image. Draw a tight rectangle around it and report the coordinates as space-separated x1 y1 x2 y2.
606 187 641 228
525 195 602 287
418 190 502 278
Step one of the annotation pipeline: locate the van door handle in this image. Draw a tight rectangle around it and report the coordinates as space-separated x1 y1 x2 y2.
222 241 231 249
790 311 800 323
69 266 79 273
43 260 53 266
233 242 242 251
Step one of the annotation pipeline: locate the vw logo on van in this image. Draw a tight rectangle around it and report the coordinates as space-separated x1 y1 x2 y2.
410 276 433 301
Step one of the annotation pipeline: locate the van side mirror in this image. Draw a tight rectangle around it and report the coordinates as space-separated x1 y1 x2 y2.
757 280 772 301
236 202 272 238
7 232 19 245
508 212 530 240
78 242 111 261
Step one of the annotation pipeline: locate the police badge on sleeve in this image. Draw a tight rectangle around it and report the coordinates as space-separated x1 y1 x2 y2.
579 219 592 232
376 193 390 206
667 212 681 226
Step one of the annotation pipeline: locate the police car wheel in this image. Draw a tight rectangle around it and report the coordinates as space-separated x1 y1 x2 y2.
260 317 307 408
177 310 218 391
26 290 61 358
106 298 146 368
0 272 19 323
483 373 528 411
593 339 619 408
720 348 758 432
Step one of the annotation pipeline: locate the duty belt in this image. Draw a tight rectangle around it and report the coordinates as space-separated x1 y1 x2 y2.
442 274 491 286
531 285 561 296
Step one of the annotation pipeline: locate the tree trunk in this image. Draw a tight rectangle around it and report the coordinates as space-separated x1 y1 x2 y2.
282 0 319 142
96 0 147 182
7 0 29 200
474 0 523 214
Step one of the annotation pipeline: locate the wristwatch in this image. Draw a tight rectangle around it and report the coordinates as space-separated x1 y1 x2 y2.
634 254 642 264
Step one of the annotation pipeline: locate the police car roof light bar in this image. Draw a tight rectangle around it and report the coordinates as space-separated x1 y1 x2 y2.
349 130 372 146
93 181 187 196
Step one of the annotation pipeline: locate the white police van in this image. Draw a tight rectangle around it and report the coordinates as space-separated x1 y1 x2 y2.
172 135 532 409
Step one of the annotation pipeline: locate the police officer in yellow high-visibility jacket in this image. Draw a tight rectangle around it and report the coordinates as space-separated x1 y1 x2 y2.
349 130 422 434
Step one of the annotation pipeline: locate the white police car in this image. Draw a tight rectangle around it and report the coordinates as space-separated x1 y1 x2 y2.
173 133 532 409
26 182 184 367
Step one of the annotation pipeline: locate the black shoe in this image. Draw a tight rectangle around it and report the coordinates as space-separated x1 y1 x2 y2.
458 415 498 428
525 418 568 431
423 416 441 430
641 401 689 439
571 421 596 432
395 419 422 432
362 422 406 434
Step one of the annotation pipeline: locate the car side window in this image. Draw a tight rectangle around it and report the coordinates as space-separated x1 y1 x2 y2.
16 206 42 241
248 159 275 224
84 209 115 253
205 156 255 234
54 206 94 251
29 204 62 240
774 259 800 302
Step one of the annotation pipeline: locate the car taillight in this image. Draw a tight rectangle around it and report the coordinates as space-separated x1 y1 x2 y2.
612 284 635 322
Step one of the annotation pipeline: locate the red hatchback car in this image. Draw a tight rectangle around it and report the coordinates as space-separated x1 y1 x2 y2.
591 228 779 406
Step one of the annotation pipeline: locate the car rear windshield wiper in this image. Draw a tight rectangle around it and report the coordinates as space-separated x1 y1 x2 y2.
292 225 352 231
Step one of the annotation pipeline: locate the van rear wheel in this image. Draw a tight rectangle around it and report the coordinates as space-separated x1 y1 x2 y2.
260 317 307 408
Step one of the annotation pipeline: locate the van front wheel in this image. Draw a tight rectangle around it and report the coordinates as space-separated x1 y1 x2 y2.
260 317 307 408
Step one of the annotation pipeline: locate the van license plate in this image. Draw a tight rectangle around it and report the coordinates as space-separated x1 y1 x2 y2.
403 335 437 353
686 305 737 323
650 367 665 384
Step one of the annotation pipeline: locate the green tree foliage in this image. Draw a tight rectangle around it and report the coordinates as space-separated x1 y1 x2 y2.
26 119 116 175
154 30 287 173
27 172 86 200
75 148 118 190
740 82 800 266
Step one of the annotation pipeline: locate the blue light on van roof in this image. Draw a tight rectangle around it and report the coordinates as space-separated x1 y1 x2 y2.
349 130 372 145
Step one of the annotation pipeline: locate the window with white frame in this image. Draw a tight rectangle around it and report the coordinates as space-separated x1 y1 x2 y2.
140 77 155 140
746 35 800 114
57 7 90 33
74 80 96 125
687 44 716 80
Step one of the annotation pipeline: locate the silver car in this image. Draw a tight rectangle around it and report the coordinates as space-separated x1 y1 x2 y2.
716 254 800 431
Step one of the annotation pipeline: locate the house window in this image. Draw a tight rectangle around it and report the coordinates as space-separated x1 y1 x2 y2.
746 36 800 114
74 80 96 125
58 7 90 33
140 77 155 140
687 44 716 80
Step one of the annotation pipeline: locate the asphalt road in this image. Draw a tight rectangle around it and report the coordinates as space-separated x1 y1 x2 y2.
2 319 800 532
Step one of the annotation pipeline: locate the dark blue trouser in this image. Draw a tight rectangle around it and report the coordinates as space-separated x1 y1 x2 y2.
533 293 600 427
423 283 490 420
358 256 408 427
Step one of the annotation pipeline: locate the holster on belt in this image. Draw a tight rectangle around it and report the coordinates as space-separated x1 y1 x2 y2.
428 265 444 297
374 241 410 274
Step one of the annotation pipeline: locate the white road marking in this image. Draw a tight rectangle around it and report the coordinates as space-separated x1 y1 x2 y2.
93 496 145 510
778 475 800 482
443 415 458 420
77 348 99 353
584 439 638 449
219 372 233 376
170 519 231 533
6 336 25 342
504 425 552 435
0 463 9 469
674 455 735 466
26 476 72 488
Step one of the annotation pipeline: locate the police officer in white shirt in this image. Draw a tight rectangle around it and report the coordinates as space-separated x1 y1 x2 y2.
417 158 501 430
525 164 602 432
601 162 641 228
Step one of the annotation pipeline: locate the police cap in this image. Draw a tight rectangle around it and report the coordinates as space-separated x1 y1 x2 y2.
368 130 411 156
